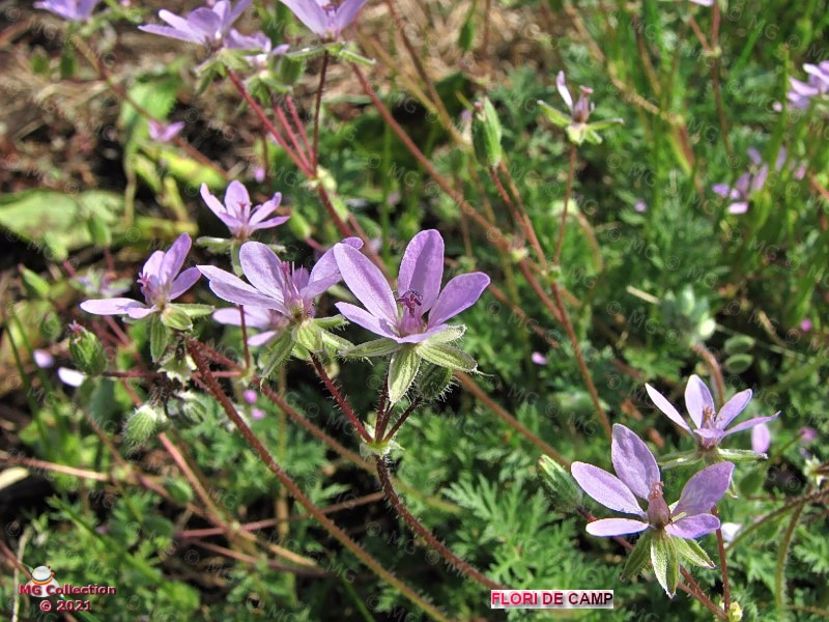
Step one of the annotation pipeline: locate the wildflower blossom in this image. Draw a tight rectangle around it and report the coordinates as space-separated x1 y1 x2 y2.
148 120 185 143
572 424 734 596
199 238 363 322
35 0 100 21
80 234 200 319
783 61 829 109
333 229 490 344
572 425 733 540
58 367 86 387
212 306 289 346
226 31 289 68
200 181 288 240
712 148 804 214
531 352 548 365
689 0 713 6
645 375 779 452
279 0 367 40
34 349 55 369
537 72 622 145
139 0 251 48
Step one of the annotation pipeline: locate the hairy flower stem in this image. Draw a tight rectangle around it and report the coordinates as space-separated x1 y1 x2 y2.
309 354 372 442
712 506 731 613
312 52 329 170
382 397 422 442
374 456 504 590
489 167 546 268
187 339 450 622
239 305 251 371
554 144 578 265
775 499 806 615
499 162 548 270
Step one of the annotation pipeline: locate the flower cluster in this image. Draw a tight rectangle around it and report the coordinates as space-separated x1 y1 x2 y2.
783 60 829 110
711 147 805 214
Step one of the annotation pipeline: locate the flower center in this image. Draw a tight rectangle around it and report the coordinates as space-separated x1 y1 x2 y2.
139 272 167 308
646 481 671 528
397 289 424 335
702 405 716 428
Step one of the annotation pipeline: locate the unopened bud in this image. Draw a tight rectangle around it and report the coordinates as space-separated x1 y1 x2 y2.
124 403 167 448
68 325 106 376
538 456 583 513
416 363 454 401
471 98 503 168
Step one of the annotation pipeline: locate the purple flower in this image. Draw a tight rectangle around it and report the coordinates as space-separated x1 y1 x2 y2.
200 181 288 240
34 349 55 369
333 230 490 344
279 0 367 40
712 147 805 214
35 0 100 21
800 318 813 332
556 71 594 124
571 424 733 540
226 31 290 67
645 375 780 451
800 426 817 445
58 367 86 387
531 352 548 365
751 423 771 454
199 237 363 322
148 120 185 143
139 0 251 48
212 306 289 346
784 61 829 110
80 234 200 319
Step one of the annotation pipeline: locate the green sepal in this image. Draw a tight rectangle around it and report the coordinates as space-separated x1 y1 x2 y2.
124 403 167 449
388 345 420 403
424 324 467 344
149 315 170 363
650 532 680 597
333 45 375 66
259 332 295 380
416 342 477 371
294 320 322 353
314 314 349 330
537 100 570 128
343 338 401 359
537 455 583 514
175 304 214 318
673 537 715 569
196 236 234 253
415 363 454 401
659 449 703 470
621 530 653 580
320 329 353 354
717 448 767 462
160 305 193 331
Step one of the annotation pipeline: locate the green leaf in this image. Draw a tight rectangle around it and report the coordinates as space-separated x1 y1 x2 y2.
343 338 401 359
621 531 653 580
160 305 192 331
314 314 349 330
0 190 125 260
259 332 294 380
673 537 715 569
416 342 477 371
650 533 680 597
149 315 170 363
724 353 753 374
388 345 420 403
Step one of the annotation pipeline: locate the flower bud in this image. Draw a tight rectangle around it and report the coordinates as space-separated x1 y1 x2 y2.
471 98 503 168
538 456 582 513
124 403 167 448
20 266 50 299
68 324 107 376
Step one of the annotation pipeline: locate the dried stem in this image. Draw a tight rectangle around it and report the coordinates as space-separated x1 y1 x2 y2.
187 339 450 622
374 456 503 589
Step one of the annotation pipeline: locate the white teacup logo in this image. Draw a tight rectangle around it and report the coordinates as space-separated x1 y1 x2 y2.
27 565 59 598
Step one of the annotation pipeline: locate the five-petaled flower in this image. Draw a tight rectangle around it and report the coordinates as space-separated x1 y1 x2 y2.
645 374 780 451
783 61 829 110
333 229 490 343
80 234 200 319
139 0 251 48
35 0 100 22
200 181 288 240
572 425 733 541
198 238 363 322
279 0 367 40
538 72 622 145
